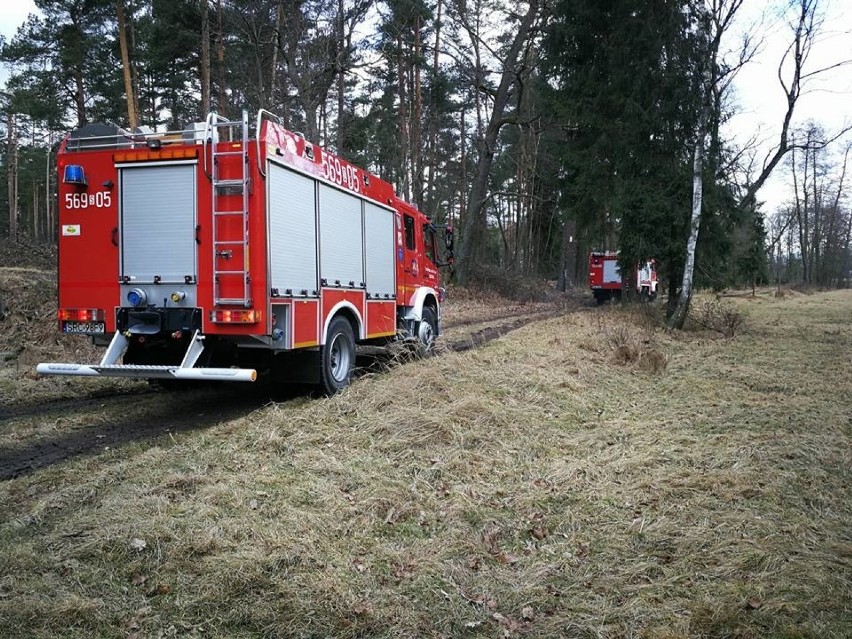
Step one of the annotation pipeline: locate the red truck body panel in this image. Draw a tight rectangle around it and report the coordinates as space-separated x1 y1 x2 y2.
42 111 448 387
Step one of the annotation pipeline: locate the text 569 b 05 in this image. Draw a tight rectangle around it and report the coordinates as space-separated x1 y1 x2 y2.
65 191 112 209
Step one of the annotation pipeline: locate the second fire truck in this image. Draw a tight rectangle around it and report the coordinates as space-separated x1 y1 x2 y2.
588 251 658 304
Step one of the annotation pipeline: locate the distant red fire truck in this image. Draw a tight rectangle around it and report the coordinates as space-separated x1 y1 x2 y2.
38 110 452 394
588 251 658 304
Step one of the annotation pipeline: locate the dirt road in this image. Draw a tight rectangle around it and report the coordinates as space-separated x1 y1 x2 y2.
0 300 578 480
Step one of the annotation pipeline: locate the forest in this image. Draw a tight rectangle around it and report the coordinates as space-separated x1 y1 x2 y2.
1 0 850 319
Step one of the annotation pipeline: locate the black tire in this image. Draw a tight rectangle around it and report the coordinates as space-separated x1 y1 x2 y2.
319 316 355 395
415 306 438 355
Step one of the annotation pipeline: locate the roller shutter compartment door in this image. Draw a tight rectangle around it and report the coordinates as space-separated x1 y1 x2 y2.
268 163 319 295
318 183 364 287
120 164 196 283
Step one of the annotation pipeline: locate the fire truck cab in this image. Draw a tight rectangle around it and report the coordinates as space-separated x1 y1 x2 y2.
37 110 453 394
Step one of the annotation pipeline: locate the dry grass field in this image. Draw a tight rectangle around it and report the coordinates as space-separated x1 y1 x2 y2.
0 281 850 638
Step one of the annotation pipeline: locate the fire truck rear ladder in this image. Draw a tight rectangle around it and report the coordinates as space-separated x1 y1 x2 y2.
209 110 251 307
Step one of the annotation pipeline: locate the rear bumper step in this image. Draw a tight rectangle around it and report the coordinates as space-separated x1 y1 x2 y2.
36 363 256 382
37 329 257 383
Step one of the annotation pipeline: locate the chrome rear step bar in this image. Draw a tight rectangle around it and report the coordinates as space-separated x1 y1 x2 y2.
37 330 257 383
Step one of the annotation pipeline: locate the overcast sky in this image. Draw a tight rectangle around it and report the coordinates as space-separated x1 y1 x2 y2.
724 0 852 212
1 0 850 213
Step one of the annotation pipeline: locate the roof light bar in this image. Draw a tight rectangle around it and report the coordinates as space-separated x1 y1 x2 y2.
114 148 198 162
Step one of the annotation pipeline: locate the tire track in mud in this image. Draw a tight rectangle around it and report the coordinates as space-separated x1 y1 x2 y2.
444 312 554 352
441 307 551 330
0 387 156 421
0 386 281 480
1 310 556 480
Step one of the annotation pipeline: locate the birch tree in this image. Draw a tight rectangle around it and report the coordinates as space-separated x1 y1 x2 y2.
668 0 841 328
668 0 745 329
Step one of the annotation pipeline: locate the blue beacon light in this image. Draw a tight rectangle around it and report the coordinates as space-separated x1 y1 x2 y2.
63 164 87 185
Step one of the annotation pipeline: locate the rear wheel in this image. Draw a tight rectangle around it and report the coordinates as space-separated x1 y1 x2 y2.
319 316 355 395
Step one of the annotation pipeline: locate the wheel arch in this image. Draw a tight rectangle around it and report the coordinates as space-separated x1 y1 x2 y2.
402 286 441 331
321 302 363 344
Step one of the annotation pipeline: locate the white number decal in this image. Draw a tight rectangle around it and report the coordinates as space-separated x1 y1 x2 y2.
348 166 360 193
321 153 360 193
65 191 112 209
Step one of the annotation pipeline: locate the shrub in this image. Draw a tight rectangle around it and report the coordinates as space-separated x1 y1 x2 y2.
690 299 746 338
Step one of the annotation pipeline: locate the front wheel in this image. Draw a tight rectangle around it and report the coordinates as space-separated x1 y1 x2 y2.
414 306 438 356
319 316 355 395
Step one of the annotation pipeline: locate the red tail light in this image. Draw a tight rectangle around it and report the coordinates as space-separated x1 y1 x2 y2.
210 309 261 324
59 308 105 322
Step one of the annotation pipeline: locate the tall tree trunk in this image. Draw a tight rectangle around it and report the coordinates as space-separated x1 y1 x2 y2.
7 113 18 242
45 143 53 244
810 141 822 283
336 0 345 151
458 106 466 232
557 218 576 291
215 0 227 117
128 4 142 126
271 0 283 112
397 34 410 201
411 16 423 207
117 0 138 129
74 67 86 126
255 35 266 110
425 0 442 216
32 180 39 242
200 0 211 116
305 106 320 145
668 127 704 329
454 0 539 285
792 143 811 284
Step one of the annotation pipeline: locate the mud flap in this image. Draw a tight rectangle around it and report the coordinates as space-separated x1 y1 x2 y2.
271 349 321 384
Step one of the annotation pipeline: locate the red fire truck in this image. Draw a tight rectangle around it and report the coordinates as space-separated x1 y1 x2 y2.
588 251 657 304
37 110 452 394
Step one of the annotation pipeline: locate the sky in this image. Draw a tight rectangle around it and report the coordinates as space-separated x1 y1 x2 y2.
0 0 34 86
723 0 852 213
1 0 850 214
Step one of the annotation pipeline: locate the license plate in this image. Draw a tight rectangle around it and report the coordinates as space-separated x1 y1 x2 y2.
63 321 106 334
